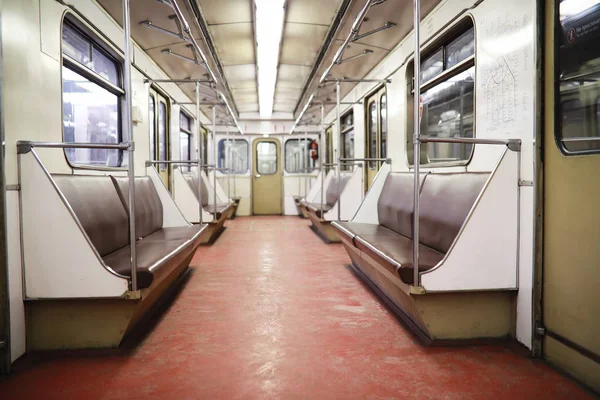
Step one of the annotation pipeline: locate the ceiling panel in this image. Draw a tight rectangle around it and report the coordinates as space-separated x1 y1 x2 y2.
199 0 252 25
277 64 311 84
286 0 341 26
275 87 303 100
209 23 255 65
223 64 256 86
280 23 329 66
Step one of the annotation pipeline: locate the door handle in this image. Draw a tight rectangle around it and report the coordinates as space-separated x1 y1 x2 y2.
255 174 261 178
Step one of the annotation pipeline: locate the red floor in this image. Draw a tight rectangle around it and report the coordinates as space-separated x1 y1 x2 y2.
0 216 593 399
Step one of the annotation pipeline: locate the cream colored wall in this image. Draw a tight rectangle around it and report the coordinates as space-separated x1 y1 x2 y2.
321 0 537 350
3 0 209 362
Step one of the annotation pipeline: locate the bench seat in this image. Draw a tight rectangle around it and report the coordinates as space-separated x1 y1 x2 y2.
183 173 234 220
335 222 443 284
144 225 206 248
103 239 193 289
302 174 350 220
204 202 233 219
304 202 333 217
27 172 207 350
54 174 205 290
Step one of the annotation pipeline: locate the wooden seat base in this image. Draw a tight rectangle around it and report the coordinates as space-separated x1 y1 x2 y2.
228 197 241 219
25 250 196 350
306 211 341 243
296 201 309 218
341 237 515 342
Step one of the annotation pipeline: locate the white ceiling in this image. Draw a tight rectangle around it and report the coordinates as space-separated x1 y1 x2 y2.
98 0 444 124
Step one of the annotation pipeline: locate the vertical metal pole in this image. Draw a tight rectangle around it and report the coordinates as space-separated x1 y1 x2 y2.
336 81 342 221
412 0 421 287
304 127 308 196
319 104 325 210
123 0 137 292
233 151 237 197
196 82 203 224
212 107 217 220
226 124 231 199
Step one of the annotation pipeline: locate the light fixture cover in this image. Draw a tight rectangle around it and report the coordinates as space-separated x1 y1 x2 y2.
255 0 285 118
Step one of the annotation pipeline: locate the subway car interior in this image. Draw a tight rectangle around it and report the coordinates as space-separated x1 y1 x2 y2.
0 0 599 397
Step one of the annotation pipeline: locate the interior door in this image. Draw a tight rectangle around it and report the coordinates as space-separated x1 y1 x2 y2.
365 87 387 190
541 0 600 391
252 138 282 215
149 89 170 189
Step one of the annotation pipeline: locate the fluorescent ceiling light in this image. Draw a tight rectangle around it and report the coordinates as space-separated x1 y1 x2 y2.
255 0 285 118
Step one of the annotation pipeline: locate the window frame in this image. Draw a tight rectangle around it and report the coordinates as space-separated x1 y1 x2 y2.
256 141 278 176
217 138 250 174
406 17 476 168
380 92 388 159
554 0 600 156
340 111 354 170
179 111 193 172
284 138 312 173
61 15 125 169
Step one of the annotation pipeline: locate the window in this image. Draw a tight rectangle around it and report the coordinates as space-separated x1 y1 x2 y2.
325 126 333 165
201 127 209 165
158 102 167 171
256 142 278 175
556 0 600 154
180 112 192 172
62 18 123 167
218 139 249 173
368 101 377 168
285 139 311 173
380 93 387 159
341 111 354 170
149 95 155 159
408 22 475 165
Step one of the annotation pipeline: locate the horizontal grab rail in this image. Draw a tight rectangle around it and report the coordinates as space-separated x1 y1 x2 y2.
419 136 521 151
17 141 131 154
339 157 391 162
145 160 200 166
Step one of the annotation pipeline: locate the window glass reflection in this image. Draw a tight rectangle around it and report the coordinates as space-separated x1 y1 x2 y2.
257 142 277 175
62 66 120 166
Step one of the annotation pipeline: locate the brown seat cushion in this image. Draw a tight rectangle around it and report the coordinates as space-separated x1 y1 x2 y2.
204 203 232 219
325 174 351 207
144 225 207 248
418 173 487 254
377 173 427 238
53 175 129 257
333 221 392 243
103 239 193 289
111 176 163 239
304 202 333 218
355 231 444 285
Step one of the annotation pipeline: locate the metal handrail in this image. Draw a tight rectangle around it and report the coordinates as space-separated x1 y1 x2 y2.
411 137 522 287
339 157 390 162
17 140 138 291
146 160 200 165
17 141 131 152
419 136 522 151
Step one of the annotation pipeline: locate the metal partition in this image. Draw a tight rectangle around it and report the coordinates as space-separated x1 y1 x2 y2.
16 141 139 290
411 138 522 286
338 158 390 221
